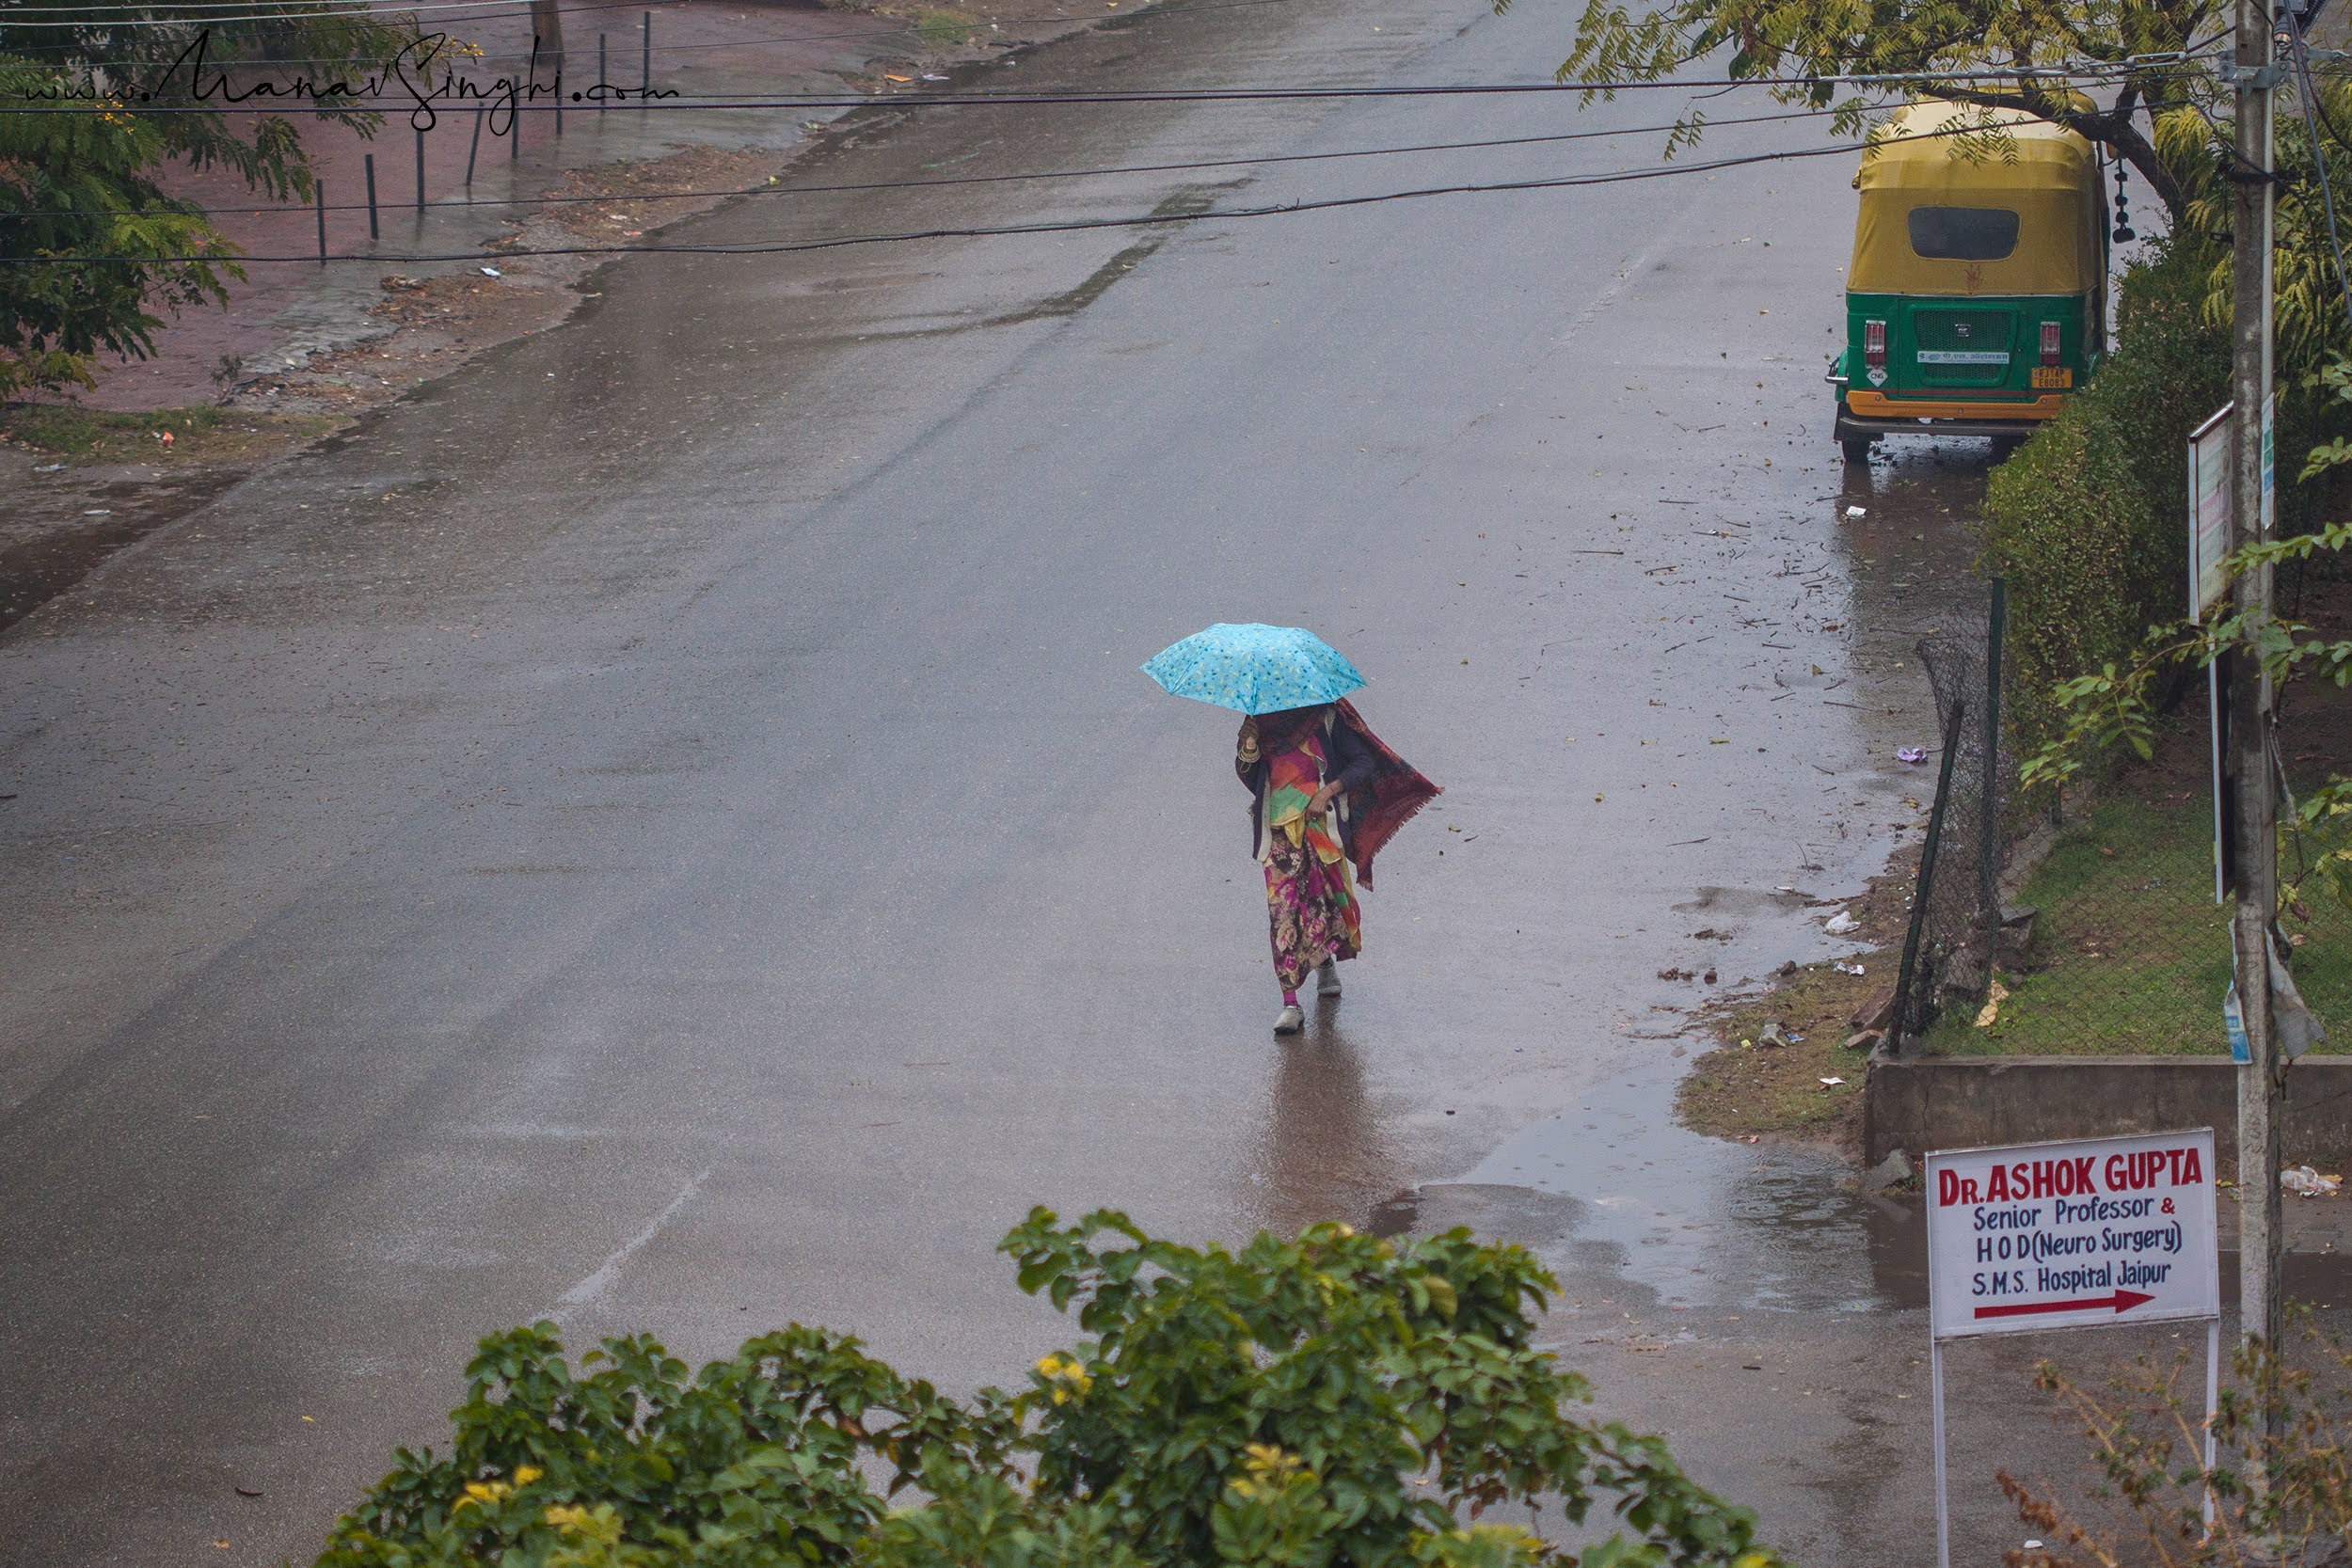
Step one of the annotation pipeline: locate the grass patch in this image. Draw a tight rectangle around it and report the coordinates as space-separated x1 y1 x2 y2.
913 8 979 46
1 402 337 464
1923 785 2352 1056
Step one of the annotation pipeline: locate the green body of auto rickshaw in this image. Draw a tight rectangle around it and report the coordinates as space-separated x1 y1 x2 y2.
1830 102 2107 462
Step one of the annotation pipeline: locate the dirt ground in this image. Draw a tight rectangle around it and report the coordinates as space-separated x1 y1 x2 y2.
1675 844 1923 1159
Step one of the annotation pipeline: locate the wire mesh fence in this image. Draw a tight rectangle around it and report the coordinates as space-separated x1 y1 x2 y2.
1892 585 2018 1046
1894 587 2343 1057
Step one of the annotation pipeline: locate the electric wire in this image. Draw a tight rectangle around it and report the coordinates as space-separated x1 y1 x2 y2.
0 0 1308 57
0 100 1854 221
0 121 2005 266
0 55 2229 113
2287 3 2352 324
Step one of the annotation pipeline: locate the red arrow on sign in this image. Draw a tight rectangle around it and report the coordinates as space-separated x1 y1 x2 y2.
1974 1290 2154 1322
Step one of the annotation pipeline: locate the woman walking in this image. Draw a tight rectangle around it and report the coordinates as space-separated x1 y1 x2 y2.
1141 624 1438 1036
1236 699 1438 1035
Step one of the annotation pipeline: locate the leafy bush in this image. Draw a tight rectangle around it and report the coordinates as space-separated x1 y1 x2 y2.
1982 239 2231 765
319 1211 1779 1568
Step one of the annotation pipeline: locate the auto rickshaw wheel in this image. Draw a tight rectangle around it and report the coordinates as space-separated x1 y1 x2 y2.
1840 436 1874 465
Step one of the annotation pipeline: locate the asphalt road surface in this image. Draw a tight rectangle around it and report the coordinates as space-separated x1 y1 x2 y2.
0 1 2245 1562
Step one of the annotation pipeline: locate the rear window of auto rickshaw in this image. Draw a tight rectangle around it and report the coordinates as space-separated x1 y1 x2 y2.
1907 206 2022 262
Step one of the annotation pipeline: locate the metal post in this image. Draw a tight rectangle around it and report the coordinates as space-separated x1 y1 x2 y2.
642 10 651 102
1892 695 1969 1049
415 125 426 214
467 103 485 192
315 179 327 266
1976 578 2009 987
598 32 608 109
2229 0 2283 1383
1931 1339 1950 1568
364 152 379 240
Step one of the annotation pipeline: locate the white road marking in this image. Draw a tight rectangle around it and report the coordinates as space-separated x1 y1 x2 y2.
547 1170 711 1323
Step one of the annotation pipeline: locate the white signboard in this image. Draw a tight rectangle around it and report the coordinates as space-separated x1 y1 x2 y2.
2190 405 2231 619
1927 1129 2219 1341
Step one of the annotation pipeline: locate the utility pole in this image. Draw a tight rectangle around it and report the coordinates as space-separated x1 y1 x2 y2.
2230 0 2282 1363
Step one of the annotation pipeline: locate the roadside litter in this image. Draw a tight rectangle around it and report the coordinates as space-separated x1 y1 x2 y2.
2282 1165 2343 1197
1757 1021 1789 1049
479 266 501 277
1844 505 1867 518
1897 746 1929 764
1823 910 1859 934
1820 1075 1845 1087
1836 961 1865 975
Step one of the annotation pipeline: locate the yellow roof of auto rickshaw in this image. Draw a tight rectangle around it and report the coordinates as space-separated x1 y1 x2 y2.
1850 101 2101 296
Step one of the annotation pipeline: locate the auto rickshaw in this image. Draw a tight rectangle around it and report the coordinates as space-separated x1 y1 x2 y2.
1830 101 2107 463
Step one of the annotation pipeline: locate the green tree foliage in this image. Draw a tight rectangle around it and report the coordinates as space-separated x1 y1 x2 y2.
0 2 421 396
1503 0 2352 385
319 1212 1780 1568
2153 74 2352 388
1500 0 2214 219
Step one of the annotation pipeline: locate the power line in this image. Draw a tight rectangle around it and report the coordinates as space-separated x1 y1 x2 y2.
2285 3 2352 324
0 56 2222 114
0 0 1307 61
0 0 1292 37
0 102 1852 221
0 127 1987 266
0 0 525 21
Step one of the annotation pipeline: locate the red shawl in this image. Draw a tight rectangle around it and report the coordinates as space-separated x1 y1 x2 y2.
1331 698 1439 889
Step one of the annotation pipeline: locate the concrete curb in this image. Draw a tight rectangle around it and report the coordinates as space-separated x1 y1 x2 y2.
1865 1053 2352 1173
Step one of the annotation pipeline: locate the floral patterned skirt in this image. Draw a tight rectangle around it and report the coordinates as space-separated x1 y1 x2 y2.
1263 831 1361 991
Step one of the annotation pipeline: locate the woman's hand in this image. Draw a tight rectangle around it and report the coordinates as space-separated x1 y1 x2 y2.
1308 782 1341 815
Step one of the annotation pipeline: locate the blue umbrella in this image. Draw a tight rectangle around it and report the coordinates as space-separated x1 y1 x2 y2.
1141 624 1366 715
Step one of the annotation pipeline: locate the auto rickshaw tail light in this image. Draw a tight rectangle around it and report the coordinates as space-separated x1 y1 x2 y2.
1864 319 1886 368
2041 322 2062 366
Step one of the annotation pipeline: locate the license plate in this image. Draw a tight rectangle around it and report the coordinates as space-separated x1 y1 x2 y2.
2031 366 2074 389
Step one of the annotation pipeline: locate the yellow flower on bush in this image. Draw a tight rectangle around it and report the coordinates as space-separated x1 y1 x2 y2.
455 1465 541 1510
1227 1442 1308 1499
1033 1353 1092 1403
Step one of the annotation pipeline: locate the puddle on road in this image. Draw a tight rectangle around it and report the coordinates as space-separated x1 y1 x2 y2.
1377 1070 1926 1318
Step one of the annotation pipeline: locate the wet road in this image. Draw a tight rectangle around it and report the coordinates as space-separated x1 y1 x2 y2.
0 1 2195 1562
